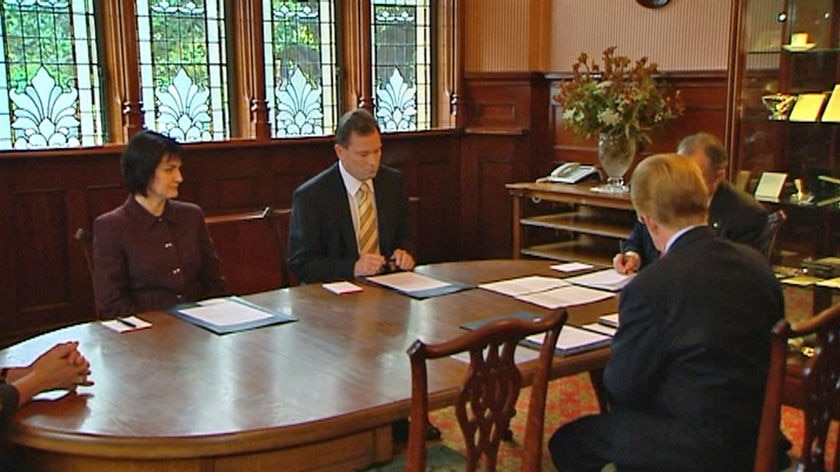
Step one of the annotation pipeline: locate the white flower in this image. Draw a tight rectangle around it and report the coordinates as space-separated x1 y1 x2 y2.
598 109 621 127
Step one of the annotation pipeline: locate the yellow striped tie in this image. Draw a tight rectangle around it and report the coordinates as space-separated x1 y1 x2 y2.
357 182 379 255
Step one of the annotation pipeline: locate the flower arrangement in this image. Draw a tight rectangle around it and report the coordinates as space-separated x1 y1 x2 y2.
557 46 684 144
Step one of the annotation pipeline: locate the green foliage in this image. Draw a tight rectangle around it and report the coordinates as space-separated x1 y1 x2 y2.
2 2 77 92
150 12 209 87
270 0 323 85
557 46 684 144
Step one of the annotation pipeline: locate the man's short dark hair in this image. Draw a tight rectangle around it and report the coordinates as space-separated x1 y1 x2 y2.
677 132 728 170
121 130 183 196
335 108 380 147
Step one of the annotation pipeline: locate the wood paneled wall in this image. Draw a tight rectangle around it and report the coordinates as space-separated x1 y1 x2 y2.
0 70 728 347
0 133 461 347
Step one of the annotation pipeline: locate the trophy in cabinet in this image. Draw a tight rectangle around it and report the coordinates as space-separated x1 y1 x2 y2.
761 93 797 120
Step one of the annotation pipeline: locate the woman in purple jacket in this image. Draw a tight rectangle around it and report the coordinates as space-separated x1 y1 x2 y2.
92 130 227 318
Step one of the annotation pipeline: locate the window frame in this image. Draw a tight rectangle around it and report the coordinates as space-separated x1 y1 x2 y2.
2 0 464 150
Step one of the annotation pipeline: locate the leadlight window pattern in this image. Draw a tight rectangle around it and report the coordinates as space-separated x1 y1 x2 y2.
136 0 229 142
262 0 337 137
372 0 430 132
0 0 102 150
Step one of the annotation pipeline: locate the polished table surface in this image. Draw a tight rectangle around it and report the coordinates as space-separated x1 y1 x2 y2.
0 260 617 471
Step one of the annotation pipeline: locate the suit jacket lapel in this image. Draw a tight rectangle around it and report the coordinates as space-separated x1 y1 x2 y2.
327 163 358 254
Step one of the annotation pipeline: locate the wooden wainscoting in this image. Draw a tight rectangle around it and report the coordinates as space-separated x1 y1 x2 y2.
0 133 461 347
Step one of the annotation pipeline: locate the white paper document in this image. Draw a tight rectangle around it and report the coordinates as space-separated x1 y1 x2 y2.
515 285 613 309
525 325 611 355
598 313 620 328
180 299 273 326
565 269 634 292
581 322 617 337
367 271 451 293
323 281 363 295
451 345 540 365
550 262 594 273
479 275 569 297
754 172 788 203
101 315 152 333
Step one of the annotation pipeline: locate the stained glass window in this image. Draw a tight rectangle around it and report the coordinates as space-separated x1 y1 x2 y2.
0 0 102 150
136 0 229 142
262 0 337 137
372 0 431 132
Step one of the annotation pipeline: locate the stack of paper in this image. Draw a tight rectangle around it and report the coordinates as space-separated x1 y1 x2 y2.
101 316 152 333
169 296 297 334
515 285 613 309
565 269 634 292
322 281 363 295
477 273 614 310
524 325 612 355
461 311 612 356
367 272 472 299
478 275 569 297
598 313 620 328
580 323 617 337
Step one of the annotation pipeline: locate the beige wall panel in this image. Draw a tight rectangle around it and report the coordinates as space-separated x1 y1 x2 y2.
465 0 535 71
550 0 733 71
465 0 734 72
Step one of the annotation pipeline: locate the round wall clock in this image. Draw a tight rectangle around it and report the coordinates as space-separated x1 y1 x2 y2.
636 0 671 8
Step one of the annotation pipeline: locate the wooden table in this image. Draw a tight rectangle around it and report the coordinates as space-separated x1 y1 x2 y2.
0 260 616 471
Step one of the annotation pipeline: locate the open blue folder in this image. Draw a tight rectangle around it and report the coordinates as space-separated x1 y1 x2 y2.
461 311 612 355
167 296 297 335
364 272 474 299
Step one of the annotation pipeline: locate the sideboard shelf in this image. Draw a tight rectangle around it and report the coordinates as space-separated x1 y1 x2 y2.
507 182 635 266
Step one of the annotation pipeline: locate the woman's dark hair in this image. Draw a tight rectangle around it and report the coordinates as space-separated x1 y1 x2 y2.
121 130 183 195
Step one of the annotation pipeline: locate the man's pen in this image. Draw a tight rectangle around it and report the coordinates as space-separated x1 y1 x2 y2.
116 317 137 328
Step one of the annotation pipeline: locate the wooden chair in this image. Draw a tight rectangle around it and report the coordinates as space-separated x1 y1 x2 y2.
261 206 295 287
764 209 787 263
74 227 99 320
788 303 840 471
754 318 792 472
204 207 293 294
405 309 567 472
756 303 840 472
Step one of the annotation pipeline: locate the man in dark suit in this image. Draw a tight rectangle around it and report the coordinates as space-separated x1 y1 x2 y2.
613 132 768 274
288 108 415 283
550 154 784 471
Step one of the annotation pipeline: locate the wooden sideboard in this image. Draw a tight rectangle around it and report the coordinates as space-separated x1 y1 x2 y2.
506 182 635 266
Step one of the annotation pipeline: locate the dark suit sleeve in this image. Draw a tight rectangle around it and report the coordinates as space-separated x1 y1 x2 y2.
288 186 356 283
623 221 659 269
603 285 664 409
713 183 769 255
719 207 768 255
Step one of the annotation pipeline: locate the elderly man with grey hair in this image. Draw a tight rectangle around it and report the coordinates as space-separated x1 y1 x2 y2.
613 132 768 274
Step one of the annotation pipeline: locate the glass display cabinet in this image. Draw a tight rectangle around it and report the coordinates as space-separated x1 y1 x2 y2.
730 0 840 263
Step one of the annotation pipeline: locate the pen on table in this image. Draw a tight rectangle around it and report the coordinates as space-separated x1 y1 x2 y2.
116 317 136 328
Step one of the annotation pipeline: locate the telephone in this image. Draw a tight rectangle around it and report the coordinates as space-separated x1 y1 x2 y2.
538 162 599 184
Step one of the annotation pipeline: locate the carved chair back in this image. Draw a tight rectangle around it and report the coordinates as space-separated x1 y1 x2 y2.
405 310 567 472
